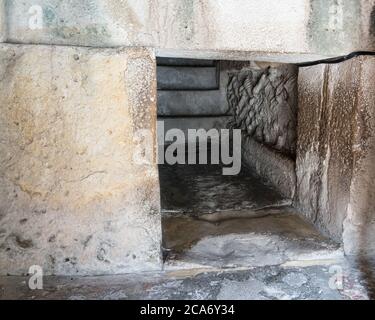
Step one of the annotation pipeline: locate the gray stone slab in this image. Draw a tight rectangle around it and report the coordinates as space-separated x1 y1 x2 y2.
157 66 218 90
157 90 227 116
157 57 216 67
242 136 296 199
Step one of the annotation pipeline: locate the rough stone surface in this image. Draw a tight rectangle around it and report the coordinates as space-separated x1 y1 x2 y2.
295 56 375 256
242 136 296 199
227 64 298 156
0 44 162 275
3 0 374 62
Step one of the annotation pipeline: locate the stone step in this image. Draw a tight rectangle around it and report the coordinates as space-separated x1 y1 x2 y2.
156 57 216 67
157 66 218 90
157 90 229 116
163 210 344 271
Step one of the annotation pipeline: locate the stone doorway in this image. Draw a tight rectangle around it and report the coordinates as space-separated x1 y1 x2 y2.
156 57 341 271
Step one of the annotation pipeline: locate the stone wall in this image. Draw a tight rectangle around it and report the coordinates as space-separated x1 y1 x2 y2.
227 64 298 157
343 57 375 257
296 56 375 256
242 136 296 199
226 63 298 199
0 44 162 275
0 0 373 277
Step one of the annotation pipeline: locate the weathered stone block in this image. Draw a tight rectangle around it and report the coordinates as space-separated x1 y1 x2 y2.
296 56 375 256
242 136 296 200
343 57 375 256
4 0 374 62
158 90 227 116
0 44 161 275
308 0 375 54
157 66 218 91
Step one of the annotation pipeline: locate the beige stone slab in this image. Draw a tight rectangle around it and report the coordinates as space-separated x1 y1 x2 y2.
0 44 161 275
3 0 374 61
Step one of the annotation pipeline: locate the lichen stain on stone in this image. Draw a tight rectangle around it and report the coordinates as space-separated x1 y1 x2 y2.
43 5 57 25
53 25 111 42
37 1 112 42
104 0 143 31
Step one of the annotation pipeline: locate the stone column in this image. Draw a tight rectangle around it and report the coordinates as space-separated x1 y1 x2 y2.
0 44 162 275
296 56 375 256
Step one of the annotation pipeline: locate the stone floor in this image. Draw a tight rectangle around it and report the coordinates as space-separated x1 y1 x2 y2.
160 162 342 270
0 261 370 300
159 163 289 215
0 163 373 300
162 209 343 270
